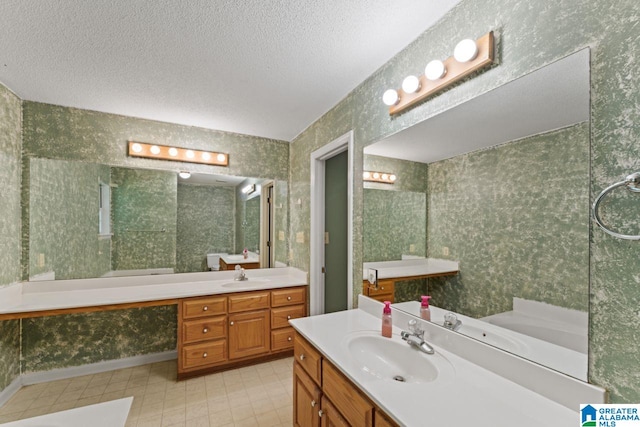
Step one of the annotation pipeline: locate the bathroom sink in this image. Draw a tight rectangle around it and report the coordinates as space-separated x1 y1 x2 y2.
226 255 245 261
345 332 455 384
222 279 269 288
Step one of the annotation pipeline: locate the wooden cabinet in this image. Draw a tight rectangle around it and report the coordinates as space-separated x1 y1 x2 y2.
362 279 394 303
292 332 399 427
219 259 260 270
178 286 307 378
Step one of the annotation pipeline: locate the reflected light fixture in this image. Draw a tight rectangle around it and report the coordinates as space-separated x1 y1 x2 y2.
241 184 256 195
363 170 396 184
383 31 495 115
127 141 229 166
178 171 191 179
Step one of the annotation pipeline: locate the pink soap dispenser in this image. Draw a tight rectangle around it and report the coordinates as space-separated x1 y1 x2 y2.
382 301 392 338
420 296 431 321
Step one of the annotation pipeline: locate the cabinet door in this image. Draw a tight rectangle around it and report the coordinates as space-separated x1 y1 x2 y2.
322 360 373 426
294 363 321 427
228 310 270 359
320 396 349 427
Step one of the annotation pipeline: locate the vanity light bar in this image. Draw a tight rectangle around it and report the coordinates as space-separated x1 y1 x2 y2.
363 171 396 184
127 141 229 167
385 31 495 115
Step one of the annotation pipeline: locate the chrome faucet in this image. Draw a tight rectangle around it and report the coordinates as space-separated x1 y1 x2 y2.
401 320 434 354
443 312 462 331
234 265 248 281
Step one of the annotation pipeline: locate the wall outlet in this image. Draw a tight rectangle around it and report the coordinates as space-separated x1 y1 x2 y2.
296 232 305 243
37 253 45 267
278 230 285 241
443 246 450 256
409 244 415 253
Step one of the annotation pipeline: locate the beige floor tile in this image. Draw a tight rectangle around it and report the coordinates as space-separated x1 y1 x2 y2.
26 394 59 409
230 403 254 422
161 407 185 426
255 409 284 427
139 402 164 417
136 415 163 427
74 395 102 408
20 405 53 418
186 415 210 427
208 408 234 426
0 412 24 423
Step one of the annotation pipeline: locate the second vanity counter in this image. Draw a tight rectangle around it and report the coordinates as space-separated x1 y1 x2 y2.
290 307 580 426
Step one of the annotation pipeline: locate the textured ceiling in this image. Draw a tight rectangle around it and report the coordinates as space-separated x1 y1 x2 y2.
0 0 461 141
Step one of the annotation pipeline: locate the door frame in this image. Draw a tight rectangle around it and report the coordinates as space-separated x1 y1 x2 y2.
310 130 354 316
260 180 275 268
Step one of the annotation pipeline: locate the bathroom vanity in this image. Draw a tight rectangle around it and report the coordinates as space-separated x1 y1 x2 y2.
290 295 605 426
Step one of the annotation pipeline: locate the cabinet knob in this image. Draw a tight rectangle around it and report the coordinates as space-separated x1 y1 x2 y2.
287 296 292 301
203 328 208 333
318 410 324 418
230 321 234 326
287 315 291 320
311 400 316 407
299 354 305 361
203 306 209 311
203 352 208 358
287 336 292 342
380 287 385 290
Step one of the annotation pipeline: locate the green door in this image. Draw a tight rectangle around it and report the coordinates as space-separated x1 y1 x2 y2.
324 150 348 313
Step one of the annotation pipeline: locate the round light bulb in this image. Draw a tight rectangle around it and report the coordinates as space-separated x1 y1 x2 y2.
373 172 380 179
201 152 211 161
217 153 226 162
382 89 399 106
425 60 446 81
381 173 389 181
402 75 420 93
363 171 371 179
131 143 143 153
185 150 195 159
178 171 191 179
150 145 161 155
454 39 478 63
168 147 178 157
390 174 397 182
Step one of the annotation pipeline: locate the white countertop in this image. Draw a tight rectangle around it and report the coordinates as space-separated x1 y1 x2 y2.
220 252 260 265
0 267 307 315
363 258 459 281
290 308 578 427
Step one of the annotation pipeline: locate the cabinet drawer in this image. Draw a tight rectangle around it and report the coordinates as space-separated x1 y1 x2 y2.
228 292 270 313
271 305 306 329
181 340 227 370
272 287 306 307
365 280 394 297
323 360 373 426
182 316 226 344
182 296 227 319
271 327 295 351
294 333 322 385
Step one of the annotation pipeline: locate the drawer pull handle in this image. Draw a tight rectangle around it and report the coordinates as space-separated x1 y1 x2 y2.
287 296 292 301
318 410 324 418
203 328 208 333
203 306 209 311
287 336 292 341
230 321 234 326
299 354 305 361
203 352 208 358
311 400 316 407
381 287 385 290
287 315 291 320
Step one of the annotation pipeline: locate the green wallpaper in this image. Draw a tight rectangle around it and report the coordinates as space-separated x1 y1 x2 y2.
28 158 111 280
176 183 235 273
22 306 177 373
288 0 640 402
111 167 177 271
363 154 428 193
426 124 589 317
363 189 426 261
0 83 22 392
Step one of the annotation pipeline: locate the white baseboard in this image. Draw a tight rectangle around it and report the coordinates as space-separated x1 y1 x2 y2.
0 376 23 407
21 350 177 386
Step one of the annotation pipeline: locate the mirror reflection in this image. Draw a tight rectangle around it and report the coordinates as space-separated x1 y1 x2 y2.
28 159 288 281
362 49 590 380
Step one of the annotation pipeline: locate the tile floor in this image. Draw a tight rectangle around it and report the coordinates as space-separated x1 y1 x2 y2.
0 357 294 426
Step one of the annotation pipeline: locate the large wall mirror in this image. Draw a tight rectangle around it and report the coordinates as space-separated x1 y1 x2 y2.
27 160 289 281
362 48 590 380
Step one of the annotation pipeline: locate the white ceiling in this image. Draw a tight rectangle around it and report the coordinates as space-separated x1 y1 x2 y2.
365 49 590 163
0 0 461 141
